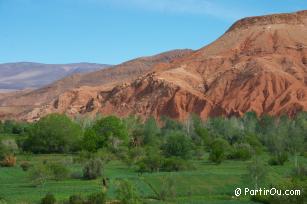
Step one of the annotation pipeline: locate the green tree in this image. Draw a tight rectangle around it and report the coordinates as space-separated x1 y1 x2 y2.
209 138 230 164
161 116 183 135
242 111 259 134
23 114 82 153
143 116 160 145
190 114 211 147
82 128 100 152
162 132 193 159
3 120 14 134
266 117 289 166
93 116 128 149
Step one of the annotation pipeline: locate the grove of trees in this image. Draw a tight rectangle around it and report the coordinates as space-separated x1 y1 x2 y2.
0 112 306 203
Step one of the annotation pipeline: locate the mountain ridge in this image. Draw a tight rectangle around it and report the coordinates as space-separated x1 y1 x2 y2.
1 10 307 121
0 62 110 91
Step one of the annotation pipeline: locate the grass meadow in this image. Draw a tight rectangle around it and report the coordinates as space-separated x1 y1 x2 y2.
0 153 304 204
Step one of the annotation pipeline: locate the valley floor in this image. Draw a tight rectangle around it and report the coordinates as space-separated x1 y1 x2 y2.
0 153 305 204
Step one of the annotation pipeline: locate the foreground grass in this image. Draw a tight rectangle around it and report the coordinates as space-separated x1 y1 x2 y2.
0 154 304 204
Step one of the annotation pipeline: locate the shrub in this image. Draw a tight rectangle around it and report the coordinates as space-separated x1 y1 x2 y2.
244 134 263 153
193 146 205 160
1 154 16 167
83 158 103 180
124 147 144 166
29 164 52 187
209 138 230 164
161 157 192 172
228 143 252 161
116 179 141 204
48 163 71 181
74 150 93 164
268 153 288 166
1 139 18 153
143 176 176 201
87 192 106 204
137 154 162 173
20 161 32 171
40 193 56 204
68 194 85 204
162 132 193 159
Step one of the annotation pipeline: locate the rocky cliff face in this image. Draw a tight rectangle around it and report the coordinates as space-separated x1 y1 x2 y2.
2 10 307 121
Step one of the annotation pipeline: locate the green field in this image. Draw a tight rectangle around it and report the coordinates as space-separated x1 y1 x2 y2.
0 153 304 204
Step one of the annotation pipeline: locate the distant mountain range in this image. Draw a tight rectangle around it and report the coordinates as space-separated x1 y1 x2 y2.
0 62 110 91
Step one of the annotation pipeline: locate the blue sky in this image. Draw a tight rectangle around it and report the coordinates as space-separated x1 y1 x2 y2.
0 0 306 65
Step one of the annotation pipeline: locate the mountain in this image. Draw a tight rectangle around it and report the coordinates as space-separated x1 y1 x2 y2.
0 62 110 92
0 49 193 119
1 10 307 121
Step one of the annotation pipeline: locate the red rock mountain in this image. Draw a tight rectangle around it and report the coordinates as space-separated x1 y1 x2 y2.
1 10 307 121
0 49 192 119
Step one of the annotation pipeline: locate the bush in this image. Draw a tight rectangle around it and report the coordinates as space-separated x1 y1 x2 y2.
228 143 252 161
209 138 230 164
20 161 32 171
162 132 193 159
1 154 16 167
124 147 144 166
145 176 177 201
40 193 56 204
29 164 52 187
1 139 18 153
244 134 263 153
268 153 288 166
87 192 106 204
83 158 103 179
48 163 70 181
116 179 141 204
161 157 192 172
137 154 162 173
68 194 85 204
